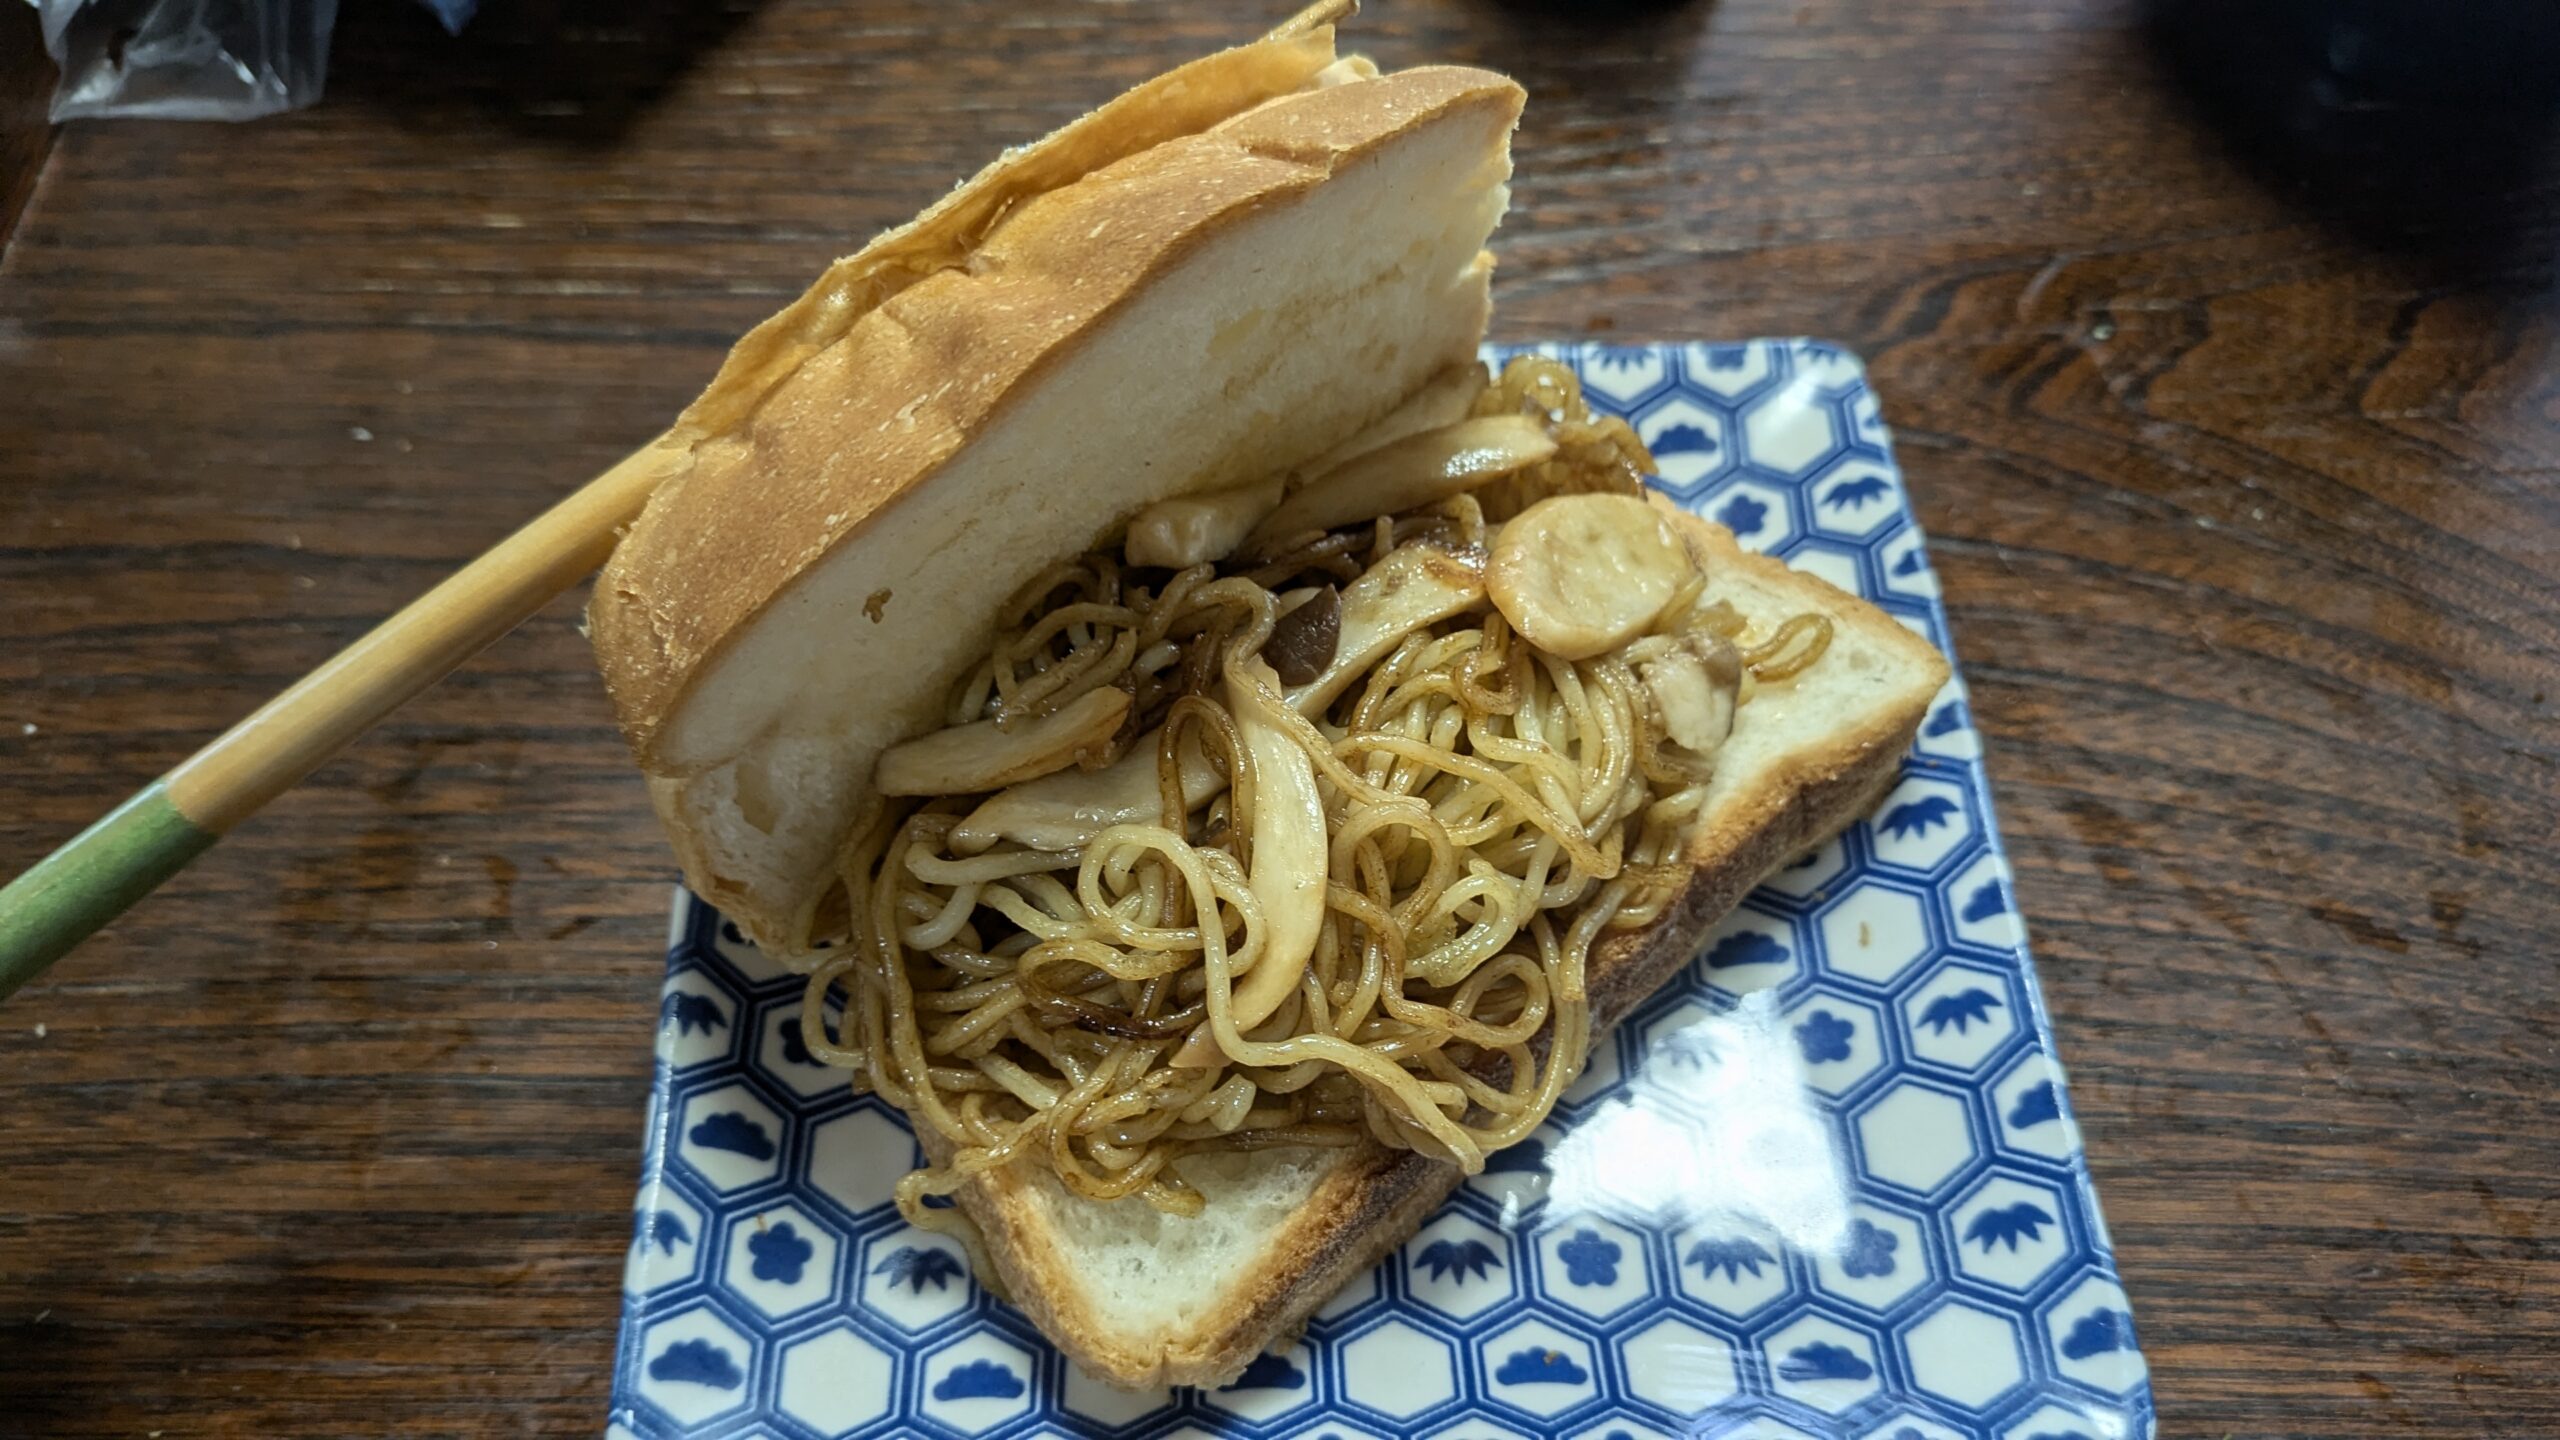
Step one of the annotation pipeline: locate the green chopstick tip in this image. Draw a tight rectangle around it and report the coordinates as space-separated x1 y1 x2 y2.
0 781 218 1002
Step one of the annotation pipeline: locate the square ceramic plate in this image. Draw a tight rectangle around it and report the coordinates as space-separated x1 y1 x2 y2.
606 340 2157 1440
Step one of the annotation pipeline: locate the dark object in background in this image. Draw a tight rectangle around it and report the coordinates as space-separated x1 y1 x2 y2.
36 0 337 119
2148 0 2560 272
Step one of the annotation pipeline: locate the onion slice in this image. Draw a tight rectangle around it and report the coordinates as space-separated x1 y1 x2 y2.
1245 415 1556 550
875 686 1130 797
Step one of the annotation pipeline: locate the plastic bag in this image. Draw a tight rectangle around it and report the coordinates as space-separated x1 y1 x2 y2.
33 0 339 121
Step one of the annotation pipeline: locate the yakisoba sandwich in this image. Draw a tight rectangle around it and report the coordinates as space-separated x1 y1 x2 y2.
591 1 1948 1391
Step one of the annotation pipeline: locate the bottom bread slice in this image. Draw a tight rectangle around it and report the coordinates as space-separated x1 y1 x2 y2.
933 512 1952 1389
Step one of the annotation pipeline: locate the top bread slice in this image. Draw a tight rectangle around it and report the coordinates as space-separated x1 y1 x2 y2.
938 509 1950 1390
590 23 1527 950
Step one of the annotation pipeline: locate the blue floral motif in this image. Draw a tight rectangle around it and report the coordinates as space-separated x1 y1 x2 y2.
1556 1228 1622 1287
1795 1009 1855 1065
1840 1218 1900 1278
747 1221 814 1284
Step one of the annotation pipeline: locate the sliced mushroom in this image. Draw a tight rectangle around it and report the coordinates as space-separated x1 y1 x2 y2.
874 686 1131 797
1640 632 1743 755
1220 657 1329 1034
1123 477 1285 569
1283 543 1487 717
947 723 1228 854
1487 493 1691 661
1262 585 1342 685
1245 416 1556 550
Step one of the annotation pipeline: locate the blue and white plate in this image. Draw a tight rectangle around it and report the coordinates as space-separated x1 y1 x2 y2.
607 341 2157 1440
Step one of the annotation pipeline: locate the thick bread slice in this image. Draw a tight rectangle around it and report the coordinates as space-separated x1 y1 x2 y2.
939 508 1952 1390
592 63 1527 950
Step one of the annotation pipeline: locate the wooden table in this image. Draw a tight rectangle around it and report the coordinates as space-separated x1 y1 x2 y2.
4 2 2555 1434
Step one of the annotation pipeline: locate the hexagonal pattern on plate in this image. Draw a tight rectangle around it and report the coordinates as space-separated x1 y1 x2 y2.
1764 1310 1885 1413
1785 540 1870 602
1615 1318 1739 1416
676 1084 786 1193
721 1204 840 1320
1744 380 1841 472
1534 1217 1652 1320
1685 340 1774 396
1759 833 1852 904
1903 964 2020 1071
1339 1319 1458 1421
1991 1049 2084 1161
2041 1272 2147 1396
1914 681 1979 764
1947 850 2023 950
1584 345 1672 408
918 1328 1036 1432
633 1303 757 1430
805 1104 915 1220
1901 1300 2027 1412
1480 1316 1601 1418
1693 908 1803 996
1947 1172 2073 1294
856 1226 974 1332
1818 883 1933 986
656 967 741 1070
1812 1203 1934 1315
1668 1225 1791 1318
1636 394 1727 494
776 1326 895 1437
1204 1342 1320 1424
1059 1368 1175 1431
626 1186 705 1297
1784 992 1890 1097
1704 479 1796 554
756 998 845 1099
1854 1082 1979 1196
1810 457 1903 536
1404 1214 1517 1322
1867 776 1975 873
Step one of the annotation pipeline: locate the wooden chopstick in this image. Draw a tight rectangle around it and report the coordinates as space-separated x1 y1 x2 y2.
0 437 690 1000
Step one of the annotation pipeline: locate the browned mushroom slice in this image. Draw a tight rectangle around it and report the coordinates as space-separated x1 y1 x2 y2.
1123 478 1286 569
1245 415 1555 549
1283 543 1486 716
874 686 1131 796
947 723 1228 854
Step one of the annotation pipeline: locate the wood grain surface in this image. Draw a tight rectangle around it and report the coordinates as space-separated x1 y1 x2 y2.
4 1 2557 1435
